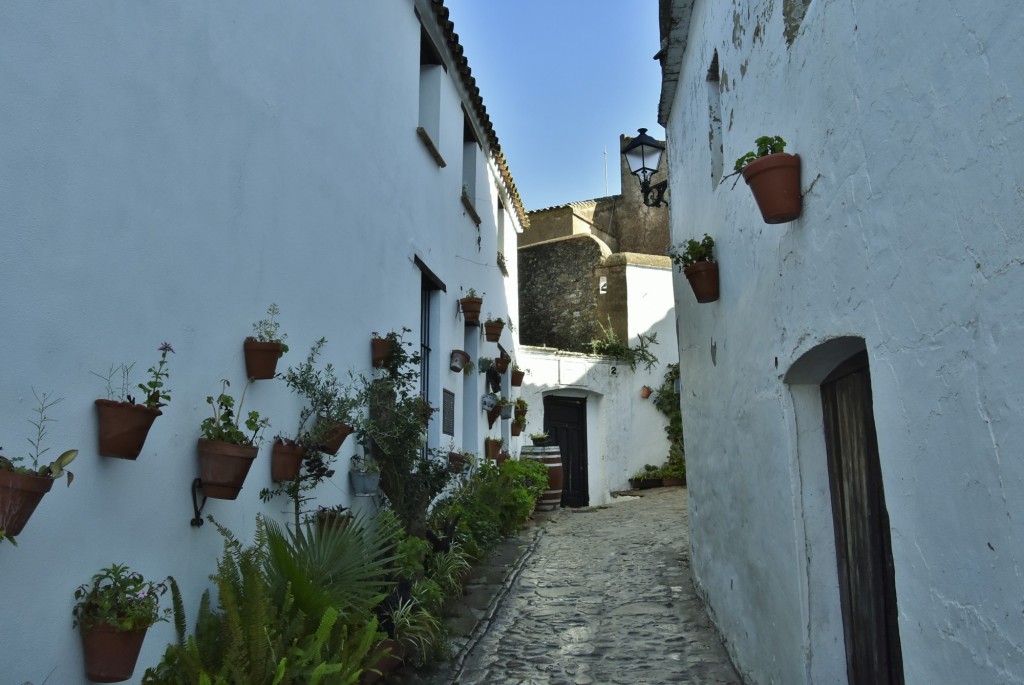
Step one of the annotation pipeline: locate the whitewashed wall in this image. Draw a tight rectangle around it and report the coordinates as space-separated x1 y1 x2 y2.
518 262 677 504
0 2 521 682
662 0 1024 683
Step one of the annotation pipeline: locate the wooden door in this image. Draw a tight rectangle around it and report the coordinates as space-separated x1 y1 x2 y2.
821 352 904 685
543 396 588 507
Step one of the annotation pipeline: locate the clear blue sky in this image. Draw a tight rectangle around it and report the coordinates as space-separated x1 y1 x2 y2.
443 0 665 212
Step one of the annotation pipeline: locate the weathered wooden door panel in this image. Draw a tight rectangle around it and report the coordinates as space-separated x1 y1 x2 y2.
821 352 904 685
543 396 588 507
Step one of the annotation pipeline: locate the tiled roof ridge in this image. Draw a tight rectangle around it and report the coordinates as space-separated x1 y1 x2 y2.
430 1 530 229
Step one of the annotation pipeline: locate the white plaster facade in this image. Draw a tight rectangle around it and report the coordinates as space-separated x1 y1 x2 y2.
518 260 677 505
0 2 524 681
659 1 1024 683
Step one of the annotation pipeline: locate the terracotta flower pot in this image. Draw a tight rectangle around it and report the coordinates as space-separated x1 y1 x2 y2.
484 439 502 461
316 509 351 533
514 407 527 422
0 469 54 537
511 422 523 437
493 356 510 374
270 438 305 482
684 261 720 303
243 338 284 380
317 421 354 455
80 624 148 683
487 405 500 428
447 451 469 473
450 349 470 372
459 297 483 324
371 338 394 368
197 439 259 500
640 386 653 399
741 152 802 223
483 320 504 342
94 400 162 460
510 369 525 387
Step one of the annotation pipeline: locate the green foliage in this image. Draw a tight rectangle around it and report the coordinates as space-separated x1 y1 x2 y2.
200 380 269 446
142 516 379 685
73 563 170 631
0 390 78 496
662 443 686 480
589 322 660 372
652 364 684 448
262 513 400 631
734 135 787 172
393 535 432 580
139 342 176 409
356 328 454 537
252 304 289 355
668 234 715 271
633 464 662 480
430 458 548 561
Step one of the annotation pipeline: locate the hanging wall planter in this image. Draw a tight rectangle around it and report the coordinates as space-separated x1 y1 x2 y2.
270 438 305 482
371 337 395 368
670 233 720 303
317 420 355 455
684 262 720 303
459 293 483 324
493 355 510 375
243 339 284 380
481 393 500 412
483 318 505 342
484 438 502 462
350 470 380 495
510 368 526 387
0 469 55 538
734 136 801 224
197 439 259 500
94 401 162 460
81 624 148 683
450 349 471 373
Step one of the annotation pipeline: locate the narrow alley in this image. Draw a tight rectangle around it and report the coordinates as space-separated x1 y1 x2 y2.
438 487 741 684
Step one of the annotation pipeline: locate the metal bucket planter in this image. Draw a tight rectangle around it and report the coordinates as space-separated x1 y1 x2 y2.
350 470 380 495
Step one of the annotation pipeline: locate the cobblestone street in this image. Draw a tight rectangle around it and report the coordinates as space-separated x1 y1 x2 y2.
439 487 741 685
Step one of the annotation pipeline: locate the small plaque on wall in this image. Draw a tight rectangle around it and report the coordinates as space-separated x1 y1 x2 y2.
442 389 455 436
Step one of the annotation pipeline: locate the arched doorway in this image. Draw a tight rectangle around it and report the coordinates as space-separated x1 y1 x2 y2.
820 351 904 685
786 338 904 684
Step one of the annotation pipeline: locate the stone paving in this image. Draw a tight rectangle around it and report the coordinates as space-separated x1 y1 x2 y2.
402 486 742 685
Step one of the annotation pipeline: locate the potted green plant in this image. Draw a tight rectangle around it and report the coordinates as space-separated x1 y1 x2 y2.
349 453 380 495
529 431 550 446
449 349 470 373
484 437 503 462
477 357 494 373
493 353 511 375
513 397 528 421
0 390 77 541
197 379 269 500
510 363 527 387
458 288 483 324
315 503 353 533
483 316 506 342
511 417 526 437
446 449 474 474
73 563 169 683
93 342 174 460
629 464 663 490
371 330 399 368
661 445 686 487
734 135 801 223
244 304 289 380
670 233 719 303
498 397 514 420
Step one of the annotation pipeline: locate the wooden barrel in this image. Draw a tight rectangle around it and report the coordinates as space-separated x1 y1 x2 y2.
522 445 563 511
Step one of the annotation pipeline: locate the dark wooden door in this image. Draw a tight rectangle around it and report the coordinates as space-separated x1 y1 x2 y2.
821 352 904 685
543 396 588 507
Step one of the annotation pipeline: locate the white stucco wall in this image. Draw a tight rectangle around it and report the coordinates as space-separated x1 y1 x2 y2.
0 2 523 682
517 261 678 505
662 1 1024 683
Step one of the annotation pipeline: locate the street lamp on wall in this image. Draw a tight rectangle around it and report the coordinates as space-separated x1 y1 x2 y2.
622 128 668 207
